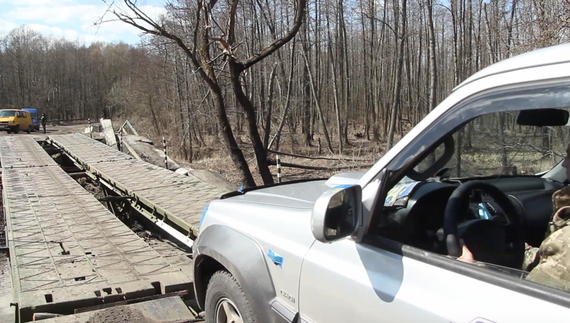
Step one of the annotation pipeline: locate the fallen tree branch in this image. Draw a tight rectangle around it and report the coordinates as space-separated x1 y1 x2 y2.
266 148 374 162
267 159 374 171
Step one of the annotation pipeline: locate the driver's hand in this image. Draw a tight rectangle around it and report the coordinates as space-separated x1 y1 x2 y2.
457 239 475 263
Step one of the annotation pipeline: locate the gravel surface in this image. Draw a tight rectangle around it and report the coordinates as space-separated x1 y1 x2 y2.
0 200 4 247
0 172 12 323
88 306 150 323
0 254 13 323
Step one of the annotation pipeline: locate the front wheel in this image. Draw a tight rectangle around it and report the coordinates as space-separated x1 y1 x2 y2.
27 125 32 134
14 125 19 134
205 271 256 323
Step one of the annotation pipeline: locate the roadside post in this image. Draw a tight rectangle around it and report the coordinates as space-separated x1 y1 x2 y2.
276 155 282 183
163 137 168 169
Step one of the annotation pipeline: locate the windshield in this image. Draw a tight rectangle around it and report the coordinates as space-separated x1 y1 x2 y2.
0 110 17 117
414 110 568 179
385 109 569 206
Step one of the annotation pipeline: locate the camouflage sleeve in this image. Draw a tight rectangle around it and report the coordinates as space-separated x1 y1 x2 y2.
547 205 570 237
522 247 540 271
526 227 570 292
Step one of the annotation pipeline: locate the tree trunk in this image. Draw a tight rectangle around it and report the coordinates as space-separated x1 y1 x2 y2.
301 50 334 154
263 64 278 148
386 0 407 149
326 15 343 154
268 40 297 152
229 61 274 185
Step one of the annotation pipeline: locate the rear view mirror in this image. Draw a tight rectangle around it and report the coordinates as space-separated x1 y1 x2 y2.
516 108 569 126
311 185 362 242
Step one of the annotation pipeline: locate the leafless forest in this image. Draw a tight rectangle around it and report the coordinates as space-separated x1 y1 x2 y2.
0 0 569 186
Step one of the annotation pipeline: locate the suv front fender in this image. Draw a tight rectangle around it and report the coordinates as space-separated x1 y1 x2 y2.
193 225 279 322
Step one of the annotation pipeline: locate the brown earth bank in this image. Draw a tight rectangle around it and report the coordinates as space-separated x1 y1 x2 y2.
177 134 385 188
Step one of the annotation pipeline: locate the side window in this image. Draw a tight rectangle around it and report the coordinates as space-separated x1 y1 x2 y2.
363 81 570 297
373 108 570 241
444 111 567 178
407 111 566 180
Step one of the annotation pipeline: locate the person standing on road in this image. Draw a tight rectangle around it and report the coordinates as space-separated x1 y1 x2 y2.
40 113 47 133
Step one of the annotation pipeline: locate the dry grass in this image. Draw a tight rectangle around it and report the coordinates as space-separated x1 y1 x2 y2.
183 130 566 187
183 133 382 186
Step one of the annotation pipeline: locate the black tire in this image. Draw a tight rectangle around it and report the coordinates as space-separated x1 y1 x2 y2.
205 271 256 323
6 129 11 134
27 125 31 134
14 125 19 134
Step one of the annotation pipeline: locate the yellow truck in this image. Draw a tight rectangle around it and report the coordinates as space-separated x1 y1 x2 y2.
0 109 34 134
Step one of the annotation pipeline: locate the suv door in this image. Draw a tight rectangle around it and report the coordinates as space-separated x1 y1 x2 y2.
298 234 570 322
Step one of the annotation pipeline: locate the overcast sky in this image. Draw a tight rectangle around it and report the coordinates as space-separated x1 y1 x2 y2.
0 0 167 45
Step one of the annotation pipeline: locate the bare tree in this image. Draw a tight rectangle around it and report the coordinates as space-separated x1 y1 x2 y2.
386 0 408 149
105 0 306 186
225 0 307 184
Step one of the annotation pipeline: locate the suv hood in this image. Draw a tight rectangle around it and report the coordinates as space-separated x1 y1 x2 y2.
227 171 365 209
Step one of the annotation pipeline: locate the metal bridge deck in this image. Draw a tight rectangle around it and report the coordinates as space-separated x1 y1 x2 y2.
48 134 227 239
0 136 192 321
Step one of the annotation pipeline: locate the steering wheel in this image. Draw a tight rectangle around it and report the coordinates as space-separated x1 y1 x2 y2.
444 180 525 268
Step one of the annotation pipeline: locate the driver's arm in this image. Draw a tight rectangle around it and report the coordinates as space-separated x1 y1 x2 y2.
457 240 475 263
523 246 540 271
525 205 570 271
526 226 570 292
456 245 488 268
456 240 488 268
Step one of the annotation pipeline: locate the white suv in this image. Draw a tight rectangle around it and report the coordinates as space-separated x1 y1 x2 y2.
194 43 570 323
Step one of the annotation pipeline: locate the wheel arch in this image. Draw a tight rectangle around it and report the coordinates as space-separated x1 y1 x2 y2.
193 225 279 322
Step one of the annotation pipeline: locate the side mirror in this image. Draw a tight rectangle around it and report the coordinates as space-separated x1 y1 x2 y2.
311 185 362 242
